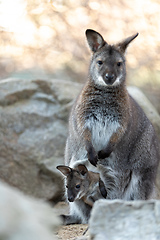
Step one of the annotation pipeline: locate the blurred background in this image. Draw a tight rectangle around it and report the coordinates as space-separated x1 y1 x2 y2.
0 0 159 112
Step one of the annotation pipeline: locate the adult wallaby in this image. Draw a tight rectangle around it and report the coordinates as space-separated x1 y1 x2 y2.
65 29 160 204
57 164 107 224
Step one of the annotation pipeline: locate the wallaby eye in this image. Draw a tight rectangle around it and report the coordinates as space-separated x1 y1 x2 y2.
97 60 103 66
117 62 122 67
66 185 68 189
75 184 80 189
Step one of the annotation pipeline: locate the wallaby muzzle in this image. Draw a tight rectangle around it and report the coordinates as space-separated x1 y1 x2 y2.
104 73 116 85
68 196 74 202
68 189 76 202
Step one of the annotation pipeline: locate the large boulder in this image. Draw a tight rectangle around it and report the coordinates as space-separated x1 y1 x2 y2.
0 78 81 200
89 199 160 240
0 180 60 240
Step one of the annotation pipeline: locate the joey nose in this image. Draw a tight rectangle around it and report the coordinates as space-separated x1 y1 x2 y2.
68 196 74 202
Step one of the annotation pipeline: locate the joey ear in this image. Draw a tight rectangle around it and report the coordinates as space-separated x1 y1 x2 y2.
56 165 72 177
77 164 88 176
85 29 106 52
115 33 139 53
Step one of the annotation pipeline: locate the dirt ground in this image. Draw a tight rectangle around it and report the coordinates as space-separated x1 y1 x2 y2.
57 224 89 240
54 202 89 240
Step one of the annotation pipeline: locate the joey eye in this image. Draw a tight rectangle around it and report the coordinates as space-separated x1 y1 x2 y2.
97 60 103 66
66 185 68 189
75 184 80 189
117 62 122 67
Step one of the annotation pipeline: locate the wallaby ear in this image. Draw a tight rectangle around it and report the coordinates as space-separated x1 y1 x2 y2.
115 33 139 53
77 164 88 176
99 178 107 198
85 29 106 52
56 165 72 177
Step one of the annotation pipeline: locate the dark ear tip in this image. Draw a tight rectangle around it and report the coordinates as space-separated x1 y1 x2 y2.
135 33 139 38
129 33 139 43
85 29 94 35
56 165 65 170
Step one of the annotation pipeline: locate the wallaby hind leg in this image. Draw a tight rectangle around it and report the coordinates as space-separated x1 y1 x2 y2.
60 214 82 225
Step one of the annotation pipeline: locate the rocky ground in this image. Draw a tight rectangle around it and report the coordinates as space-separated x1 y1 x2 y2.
54 202 89 240
1 180 160 240
54 199 160 240
57 224 89 240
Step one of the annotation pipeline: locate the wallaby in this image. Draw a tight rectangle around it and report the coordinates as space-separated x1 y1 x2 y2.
57 164 107 224
65 29 160 205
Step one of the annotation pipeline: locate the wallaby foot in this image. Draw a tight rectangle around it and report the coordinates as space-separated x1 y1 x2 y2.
60 214 82 225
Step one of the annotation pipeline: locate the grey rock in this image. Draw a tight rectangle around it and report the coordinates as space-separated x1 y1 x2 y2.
89 199 160 240
0 78 81 200
0 181 60 240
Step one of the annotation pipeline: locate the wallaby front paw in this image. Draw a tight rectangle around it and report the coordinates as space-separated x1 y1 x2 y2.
89 156 98 166
99 178 107 198
86 144 98 166
88 152 98 166
60 214 81 225
98 149 112 159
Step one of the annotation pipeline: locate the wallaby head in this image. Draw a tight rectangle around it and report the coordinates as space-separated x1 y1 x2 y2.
86 29 138 88
57 164 89 202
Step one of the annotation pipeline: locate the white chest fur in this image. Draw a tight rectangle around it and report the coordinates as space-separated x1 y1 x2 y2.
86 115 120 152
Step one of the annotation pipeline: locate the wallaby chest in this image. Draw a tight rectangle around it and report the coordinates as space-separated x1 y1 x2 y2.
78 87 125 152
86 113 120 152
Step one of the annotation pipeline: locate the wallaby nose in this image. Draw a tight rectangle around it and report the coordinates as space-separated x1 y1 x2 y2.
68 196 74 202
105 73 115 82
